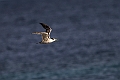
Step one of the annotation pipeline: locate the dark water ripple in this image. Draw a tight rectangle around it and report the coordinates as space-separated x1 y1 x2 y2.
0 63 120 79
0 0 120 80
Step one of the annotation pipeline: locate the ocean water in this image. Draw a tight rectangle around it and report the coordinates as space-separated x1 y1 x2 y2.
0 0 120 80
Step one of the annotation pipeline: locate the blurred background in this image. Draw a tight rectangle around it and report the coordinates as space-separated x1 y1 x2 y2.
0 0 120 80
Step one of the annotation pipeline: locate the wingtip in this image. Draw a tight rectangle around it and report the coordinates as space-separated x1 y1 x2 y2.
39 23 43 24
32 32 35 34
32 32 41 35
32 32 37 34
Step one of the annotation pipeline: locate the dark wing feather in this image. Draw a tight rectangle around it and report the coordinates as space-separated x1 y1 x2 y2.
39 23 52 34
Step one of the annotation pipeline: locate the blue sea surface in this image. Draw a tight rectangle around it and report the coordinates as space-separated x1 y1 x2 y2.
0 0 120 80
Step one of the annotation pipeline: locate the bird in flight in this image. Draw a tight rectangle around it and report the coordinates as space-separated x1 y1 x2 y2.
32 23 57 44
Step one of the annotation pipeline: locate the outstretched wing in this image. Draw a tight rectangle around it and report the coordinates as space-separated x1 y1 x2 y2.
39 23 52 35
32 32 49 41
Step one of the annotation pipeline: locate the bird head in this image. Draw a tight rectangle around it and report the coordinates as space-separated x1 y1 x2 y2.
51 38 57 42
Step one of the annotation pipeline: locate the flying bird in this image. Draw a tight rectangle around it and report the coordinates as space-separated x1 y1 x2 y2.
32 23 57 44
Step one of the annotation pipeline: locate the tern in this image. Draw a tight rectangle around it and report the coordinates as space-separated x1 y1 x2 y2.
32 23 57 44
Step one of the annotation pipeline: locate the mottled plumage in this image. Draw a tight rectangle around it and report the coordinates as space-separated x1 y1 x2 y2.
32 23 57 44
